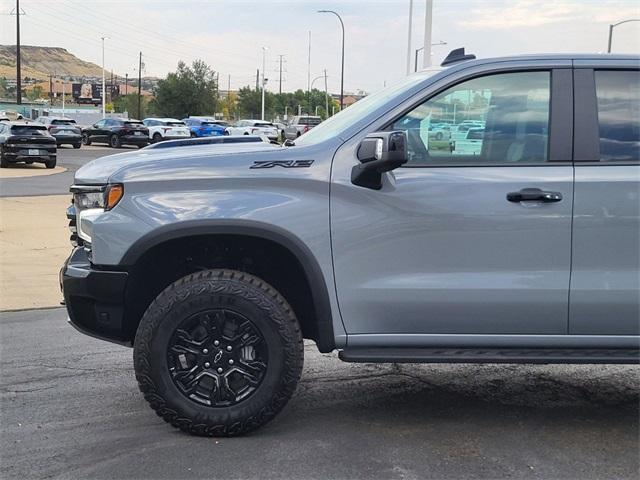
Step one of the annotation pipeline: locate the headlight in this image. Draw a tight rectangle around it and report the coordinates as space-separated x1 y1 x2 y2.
71 184 124 212
70 184 124 243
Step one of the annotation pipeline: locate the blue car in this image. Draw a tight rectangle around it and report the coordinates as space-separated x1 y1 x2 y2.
182 117 226 137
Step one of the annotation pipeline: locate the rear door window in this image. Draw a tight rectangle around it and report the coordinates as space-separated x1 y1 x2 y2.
595 70 640 162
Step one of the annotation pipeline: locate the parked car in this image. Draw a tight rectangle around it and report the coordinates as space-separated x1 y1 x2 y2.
35 116 82 148
225 119 279 141
182 117 226 137
82 118 149 148
143 118 191 143
283 115 322 139
450 127 484 155
428 123 452 140
0 121 56 168
61 51 640 438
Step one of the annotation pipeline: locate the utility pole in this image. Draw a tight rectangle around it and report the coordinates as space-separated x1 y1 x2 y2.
277 54 285 94
256 69 259 90
422 0 433 68
16 0 22 105
261 47 268 120
125 73 128 95
101 36 108 118
307 31 311 114
49 74 53 105
324 69 329 118
227 74 232 120
406 0 414 75
137 51 142 119
62 81 65 116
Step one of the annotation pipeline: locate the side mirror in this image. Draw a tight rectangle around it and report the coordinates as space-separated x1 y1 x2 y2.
351 131 408 190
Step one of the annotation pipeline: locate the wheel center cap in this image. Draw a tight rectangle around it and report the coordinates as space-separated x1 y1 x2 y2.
213 349 223 364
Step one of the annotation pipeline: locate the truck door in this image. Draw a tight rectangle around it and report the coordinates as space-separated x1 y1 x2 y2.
570 64 640 335
330 68 575 342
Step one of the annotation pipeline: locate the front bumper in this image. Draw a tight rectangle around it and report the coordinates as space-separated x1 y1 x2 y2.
60 247 131 346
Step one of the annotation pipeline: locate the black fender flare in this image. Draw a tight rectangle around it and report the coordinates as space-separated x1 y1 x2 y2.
120 219 336 352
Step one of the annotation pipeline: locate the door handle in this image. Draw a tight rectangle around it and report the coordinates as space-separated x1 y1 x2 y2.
507 188 563 203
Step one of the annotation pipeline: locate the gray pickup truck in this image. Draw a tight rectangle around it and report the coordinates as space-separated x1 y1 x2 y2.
283 115 322 139
61 50 640 437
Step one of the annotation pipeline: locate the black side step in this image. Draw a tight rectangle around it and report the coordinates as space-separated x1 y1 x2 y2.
339 348 640 365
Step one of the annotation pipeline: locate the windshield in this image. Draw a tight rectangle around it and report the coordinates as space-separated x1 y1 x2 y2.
52 119 76 125
166 121 186 126
295 69 440 145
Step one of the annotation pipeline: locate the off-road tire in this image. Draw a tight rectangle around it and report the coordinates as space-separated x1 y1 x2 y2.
133 269 304 437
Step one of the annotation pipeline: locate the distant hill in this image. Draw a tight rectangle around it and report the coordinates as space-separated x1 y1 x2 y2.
0 45 106 80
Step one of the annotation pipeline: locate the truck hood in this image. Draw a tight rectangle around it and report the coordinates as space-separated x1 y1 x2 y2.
74 142 283 185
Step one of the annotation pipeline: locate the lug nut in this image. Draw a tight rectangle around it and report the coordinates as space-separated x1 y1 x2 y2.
204 362 211 368
217 367 223 373
203 348 209 354
228 359 234 365
214 340 220 346
226 346 232 351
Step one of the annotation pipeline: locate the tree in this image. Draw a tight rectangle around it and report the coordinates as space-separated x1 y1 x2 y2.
113 93 152 119
153 60 219 118
236 86 270 119
26 85 44 101
0 77 8 99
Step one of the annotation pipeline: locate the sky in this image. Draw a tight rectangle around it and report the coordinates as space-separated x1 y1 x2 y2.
1 0 639 95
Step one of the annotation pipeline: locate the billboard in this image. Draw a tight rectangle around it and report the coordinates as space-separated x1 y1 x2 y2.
72 83 102 105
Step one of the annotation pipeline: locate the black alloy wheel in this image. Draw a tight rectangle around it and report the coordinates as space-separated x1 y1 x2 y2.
167 309 268 407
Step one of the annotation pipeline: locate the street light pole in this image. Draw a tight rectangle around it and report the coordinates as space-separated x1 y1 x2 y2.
405 0 414 75
607 19 640 52
422 0 433 68
318 10 344 111
101 36 108 118
415 41 447 71
261 46 268 120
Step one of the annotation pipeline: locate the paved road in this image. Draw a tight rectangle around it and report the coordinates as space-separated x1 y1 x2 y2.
0 145 136 197
1 308 638 480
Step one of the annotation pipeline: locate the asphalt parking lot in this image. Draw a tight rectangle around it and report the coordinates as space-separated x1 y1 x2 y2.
0 147 639 480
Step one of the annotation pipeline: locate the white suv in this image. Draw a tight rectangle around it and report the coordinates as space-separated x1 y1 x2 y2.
225 120 279 141
142 118 190 143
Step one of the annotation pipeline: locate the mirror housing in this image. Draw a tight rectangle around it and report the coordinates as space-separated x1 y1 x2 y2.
352 131 408 189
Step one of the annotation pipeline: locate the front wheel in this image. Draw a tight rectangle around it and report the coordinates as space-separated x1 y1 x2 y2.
82 133 91 145
134 270 304 437
152 133 163 143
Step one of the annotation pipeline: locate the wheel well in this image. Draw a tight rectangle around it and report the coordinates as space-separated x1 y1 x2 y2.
123 234 330 350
